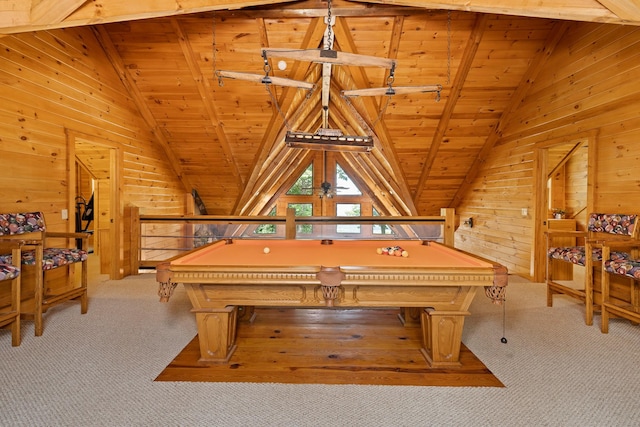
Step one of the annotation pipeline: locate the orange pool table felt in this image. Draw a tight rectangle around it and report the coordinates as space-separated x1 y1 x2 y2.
157 239 506 368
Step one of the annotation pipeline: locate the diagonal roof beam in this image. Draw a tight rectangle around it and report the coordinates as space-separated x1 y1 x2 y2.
241 148 312 215
412 14 487 209
2 0 639 35
353 0 636 25
91 25 192 193
234 16 326 214
0 0 301 35
31 0 87 26
449 21 571 208
170 18 243 187
243 150 315 216
332 16 418 215
594 0 640 21
328 84 414 215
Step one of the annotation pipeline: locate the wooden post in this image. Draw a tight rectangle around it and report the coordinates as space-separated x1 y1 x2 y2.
285 207 296 239
184 192 195 252
440 208 455 247
124 205 140 276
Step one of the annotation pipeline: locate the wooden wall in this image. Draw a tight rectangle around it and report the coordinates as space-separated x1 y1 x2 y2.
0 27 187 277
455 22 640 279
1 19 639 284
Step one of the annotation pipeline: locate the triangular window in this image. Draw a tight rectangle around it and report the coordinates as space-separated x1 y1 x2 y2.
335 163 361 196
286 164 313 195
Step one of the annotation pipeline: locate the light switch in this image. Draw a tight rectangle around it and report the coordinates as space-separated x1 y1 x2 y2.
61 209 68 220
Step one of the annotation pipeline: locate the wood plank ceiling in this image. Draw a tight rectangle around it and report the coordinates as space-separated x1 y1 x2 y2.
2 1 639 215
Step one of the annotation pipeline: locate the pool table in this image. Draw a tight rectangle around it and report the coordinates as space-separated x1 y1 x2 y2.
156 239 507 368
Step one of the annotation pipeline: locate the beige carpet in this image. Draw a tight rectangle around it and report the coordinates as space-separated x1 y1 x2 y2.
1 264 639 426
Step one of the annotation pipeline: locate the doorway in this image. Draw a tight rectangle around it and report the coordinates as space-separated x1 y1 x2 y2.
532 132 596 281
67 130 121 280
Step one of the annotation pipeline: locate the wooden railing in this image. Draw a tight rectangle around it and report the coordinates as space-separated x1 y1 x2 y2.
127 208 455 270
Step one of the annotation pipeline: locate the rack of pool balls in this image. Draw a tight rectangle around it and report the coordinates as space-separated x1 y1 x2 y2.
377 246 409 257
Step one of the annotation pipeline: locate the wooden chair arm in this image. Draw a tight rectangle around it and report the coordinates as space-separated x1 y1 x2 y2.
45 231 90 240
0 237 42 247
0 240 23 251
544 230 588 238
600 239 640 250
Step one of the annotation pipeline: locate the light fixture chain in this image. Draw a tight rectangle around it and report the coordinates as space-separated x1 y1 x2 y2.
212 13 217 77
372 96 391 129
266 84 317 132
265 85 290 130
326 0 333 49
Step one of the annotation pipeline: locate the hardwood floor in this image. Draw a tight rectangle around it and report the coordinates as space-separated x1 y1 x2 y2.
156 308 503 387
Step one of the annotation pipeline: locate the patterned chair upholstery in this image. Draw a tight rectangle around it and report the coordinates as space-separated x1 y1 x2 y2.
546 213 638 326
0 212 89 336
0 241 21 346
600 239 640 333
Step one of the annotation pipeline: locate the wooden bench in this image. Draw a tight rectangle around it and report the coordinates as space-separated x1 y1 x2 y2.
0 241 21 346
546 213 639 326
0 212 89 336
600 238 640 333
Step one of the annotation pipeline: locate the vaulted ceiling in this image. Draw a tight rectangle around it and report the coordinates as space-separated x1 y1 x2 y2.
2 1 638 215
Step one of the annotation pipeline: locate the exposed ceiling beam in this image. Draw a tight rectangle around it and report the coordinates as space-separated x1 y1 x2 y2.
448 21 572 209
356 0 639 25
170 18 244 188
333 152 397 214
31 0 87 26
234 16 326 214
2 0 638 36
332 16 418 215
91 25 193 193
241 148 310 215
0 0 299 35
328 85 414 215
413 13 487 209
596 0 640 21
250 150 316 215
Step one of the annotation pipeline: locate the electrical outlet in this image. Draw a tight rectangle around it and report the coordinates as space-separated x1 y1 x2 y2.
521 208 528 217
61 209 68 220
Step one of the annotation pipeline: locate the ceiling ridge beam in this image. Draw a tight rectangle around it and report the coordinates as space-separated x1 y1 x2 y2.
90 25 192 193
448 20 572 208
170 18 244 188
412 13 487 209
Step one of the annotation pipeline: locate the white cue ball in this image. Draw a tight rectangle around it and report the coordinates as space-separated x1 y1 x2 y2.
263 247 270 254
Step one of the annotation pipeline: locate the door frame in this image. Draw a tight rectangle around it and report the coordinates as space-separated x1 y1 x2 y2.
66 129 122 280
532 130 597 281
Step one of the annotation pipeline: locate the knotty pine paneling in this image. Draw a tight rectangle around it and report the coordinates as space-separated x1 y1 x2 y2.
0 27 187 283
455 21 640 279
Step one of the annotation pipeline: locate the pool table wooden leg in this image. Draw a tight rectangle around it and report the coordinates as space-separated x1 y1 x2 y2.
194 305 239 363
398 307 422 326
419 308 469 368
